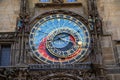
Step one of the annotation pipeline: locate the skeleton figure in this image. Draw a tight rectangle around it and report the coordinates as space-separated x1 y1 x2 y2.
88 15 94 31
17 16 23 31
95 16 102 29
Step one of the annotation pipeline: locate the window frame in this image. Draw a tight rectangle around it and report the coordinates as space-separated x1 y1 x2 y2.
66 0 77 3
0 44 11 66
39 0 51 3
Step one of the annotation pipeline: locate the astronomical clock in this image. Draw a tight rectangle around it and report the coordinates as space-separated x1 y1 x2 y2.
29 14 91 64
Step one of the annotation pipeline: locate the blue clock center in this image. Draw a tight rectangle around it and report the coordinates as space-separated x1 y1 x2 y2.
52 33 70 48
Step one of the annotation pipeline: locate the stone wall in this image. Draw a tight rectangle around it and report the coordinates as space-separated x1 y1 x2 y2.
0 0 20 32
97 0 120 64
97 0 120 80
97 0 120 40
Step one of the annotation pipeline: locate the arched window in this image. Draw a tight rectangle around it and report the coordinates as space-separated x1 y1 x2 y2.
40 0 50 2
67 0 77 2
0 44 11 66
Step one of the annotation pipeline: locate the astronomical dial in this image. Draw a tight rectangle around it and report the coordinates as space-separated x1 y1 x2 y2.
46 28 81 58
29 14 91 64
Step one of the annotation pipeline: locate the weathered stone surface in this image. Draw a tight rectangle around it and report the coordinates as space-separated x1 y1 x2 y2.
98 1 120 79
98 0 120 40
107 74 120 80
0 0 20 32
106 74 114 80
114 74 120 80
101 36 115 65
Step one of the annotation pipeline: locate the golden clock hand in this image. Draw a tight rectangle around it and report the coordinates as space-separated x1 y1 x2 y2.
59 38 83 47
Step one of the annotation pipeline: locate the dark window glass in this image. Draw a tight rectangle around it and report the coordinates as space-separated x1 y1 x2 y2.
0 45 11 66
116 45 120 63
67 0 77 2
40 0 50 2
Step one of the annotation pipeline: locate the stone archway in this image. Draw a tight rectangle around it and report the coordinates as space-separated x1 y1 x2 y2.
41 73 83 80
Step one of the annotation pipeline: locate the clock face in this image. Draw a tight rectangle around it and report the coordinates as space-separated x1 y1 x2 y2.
29 14 90 64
